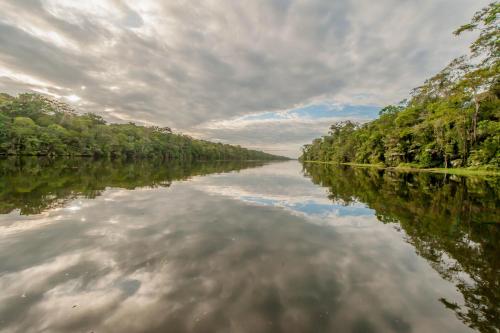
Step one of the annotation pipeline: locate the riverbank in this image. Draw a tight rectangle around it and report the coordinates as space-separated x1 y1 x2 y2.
301 161 500 177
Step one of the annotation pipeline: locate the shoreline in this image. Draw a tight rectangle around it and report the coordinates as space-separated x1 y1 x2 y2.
301 161 500 177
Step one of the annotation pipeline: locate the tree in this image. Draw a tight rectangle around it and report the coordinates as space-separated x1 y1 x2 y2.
454 2 500 66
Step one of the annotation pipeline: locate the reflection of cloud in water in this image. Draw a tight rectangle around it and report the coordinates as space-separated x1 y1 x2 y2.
0 163 474 333
196 184 375 226
191 161 376 226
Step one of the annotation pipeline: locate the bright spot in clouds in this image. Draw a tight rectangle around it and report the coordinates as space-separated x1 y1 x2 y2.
65 94 81 102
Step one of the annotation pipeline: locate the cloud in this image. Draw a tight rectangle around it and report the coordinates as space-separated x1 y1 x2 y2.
0 0 489 156
191 103 381 157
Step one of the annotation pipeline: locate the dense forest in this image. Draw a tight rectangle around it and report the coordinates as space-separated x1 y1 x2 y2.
0 93 287 161
301 3 499 169
303 163 499 332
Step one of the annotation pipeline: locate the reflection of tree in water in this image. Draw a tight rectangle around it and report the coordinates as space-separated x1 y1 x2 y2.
303 163 500 333
0 157 265 215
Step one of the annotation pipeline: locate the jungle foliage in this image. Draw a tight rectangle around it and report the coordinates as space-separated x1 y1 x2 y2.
301 2 500 169
0 93 287 161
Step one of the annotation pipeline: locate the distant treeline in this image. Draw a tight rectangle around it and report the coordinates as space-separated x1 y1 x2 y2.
0 93 287 161
301 3 499 169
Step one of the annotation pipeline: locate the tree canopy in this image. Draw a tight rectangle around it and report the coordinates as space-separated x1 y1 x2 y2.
0 93 287 161
301 2 499 169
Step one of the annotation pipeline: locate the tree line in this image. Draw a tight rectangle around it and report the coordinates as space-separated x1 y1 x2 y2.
301 2 499 169
0 93 287 161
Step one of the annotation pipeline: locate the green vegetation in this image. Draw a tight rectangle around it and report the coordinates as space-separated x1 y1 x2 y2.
0 157 268 215
0 93 287 161
303 161 500 176
303 163 499 332
301 2 499 169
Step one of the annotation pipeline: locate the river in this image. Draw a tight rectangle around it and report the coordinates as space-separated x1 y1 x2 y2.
0 158 498 333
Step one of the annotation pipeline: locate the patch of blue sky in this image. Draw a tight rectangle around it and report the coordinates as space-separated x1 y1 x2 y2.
239 103 381 122
290 104 380 120
339 105 381 119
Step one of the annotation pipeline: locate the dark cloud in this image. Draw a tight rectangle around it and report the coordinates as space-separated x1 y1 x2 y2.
0 22 97 88
0 0 489 156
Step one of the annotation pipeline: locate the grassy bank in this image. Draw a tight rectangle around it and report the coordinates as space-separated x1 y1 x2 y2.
301 160 500 177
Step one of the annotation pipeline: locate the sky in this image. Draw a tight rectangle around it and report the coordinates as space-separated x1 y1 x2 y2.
0 0 490 157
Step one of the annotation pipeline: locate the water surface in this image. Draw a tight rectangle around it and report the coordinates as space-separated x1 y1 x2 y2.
0 158 498 333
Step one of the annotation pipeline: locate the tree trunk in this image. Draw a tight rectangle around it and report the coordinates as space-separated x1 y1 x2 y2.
472 94 479 144
462 115 468 165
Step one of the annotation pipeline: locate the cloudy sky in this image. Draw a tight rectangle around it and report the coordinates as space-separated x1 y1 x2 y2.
0 0 489 157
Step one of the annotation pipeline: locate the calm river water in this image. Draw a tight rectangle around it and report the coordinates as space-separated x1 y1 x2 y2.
0 158 498 333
